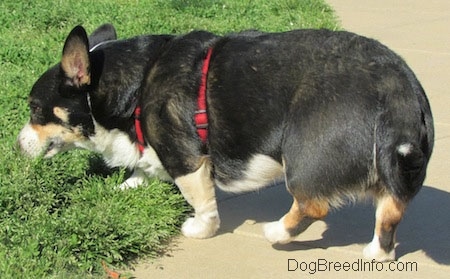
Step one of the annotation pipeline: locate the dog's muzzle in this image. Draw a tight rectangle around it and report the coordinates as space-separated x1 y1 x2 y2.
17 123 64 158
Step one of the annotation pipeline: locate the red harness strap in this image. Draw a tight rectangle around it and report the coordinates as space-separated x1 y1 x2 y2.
195 48 213 144
134 48 213 154
134 106 145 154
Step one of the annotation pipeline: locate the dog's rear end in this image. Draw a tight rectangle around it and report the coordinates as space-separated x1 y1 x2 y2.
265 73 433 261
252 32 434 261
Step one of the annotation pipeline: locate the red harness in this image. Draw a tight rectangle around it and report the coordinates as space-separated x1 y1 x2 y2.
134 106 145 154
195 47 213 144
134 47 213 154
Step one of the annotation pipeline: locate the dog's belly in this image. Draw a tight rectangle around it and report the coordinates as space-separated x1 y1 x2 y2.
214 154 284 193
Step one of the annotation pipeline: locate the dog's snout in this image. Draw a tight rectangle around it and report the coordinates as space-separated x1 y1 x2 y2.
17 123 41 157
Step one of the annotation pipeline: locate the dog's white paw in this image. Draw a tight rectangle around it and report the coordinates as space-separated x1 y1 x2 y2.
118 170 146 190
181 213 220 239
363 236 395 262
264 218 294 244
119 179 141 190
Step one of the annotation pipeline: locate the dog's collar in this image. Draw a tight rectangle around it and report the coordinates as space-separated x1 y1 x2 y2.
195 47 213 145
134 106 145 154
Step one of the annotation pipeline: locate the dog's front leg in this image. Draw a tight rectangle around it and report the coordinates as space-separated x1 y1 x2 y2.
175 157 220 239
119 168 147 189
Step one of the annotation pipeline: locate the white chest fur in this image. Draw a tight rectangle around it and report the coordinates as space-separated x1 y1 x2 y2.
76 121 171 185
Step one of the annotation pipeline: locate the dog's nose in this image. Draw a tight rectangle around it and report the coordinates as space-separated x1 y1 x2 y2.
17 123 41 157
17 132 29 155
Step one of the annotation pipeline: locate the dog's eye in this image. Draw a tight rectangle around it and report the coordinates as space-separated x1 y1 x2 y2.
30 104 42 114
29 103 45 124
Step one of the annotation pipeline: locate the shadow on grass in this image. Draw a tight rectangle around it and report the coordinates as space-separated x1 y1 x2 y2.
217 184 450 265
86 155 123 178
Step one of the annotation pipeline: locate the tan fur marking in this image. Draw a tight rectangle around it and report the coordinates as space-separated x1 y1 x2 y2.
374 195 406 236
283 198 302 230
31 123 83 143
302 199 329 219
53 107 70 123
283 198 329 230
31 124 64 142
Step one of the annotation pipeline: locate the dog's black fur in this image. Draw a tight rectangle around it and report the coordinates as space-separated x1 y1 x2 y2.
18 24 434 261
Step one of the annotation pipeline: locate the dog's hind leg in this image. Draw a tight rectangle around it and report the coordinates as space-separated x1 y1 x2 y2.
264 195 329 244
363 194 406 261
175 157 220 239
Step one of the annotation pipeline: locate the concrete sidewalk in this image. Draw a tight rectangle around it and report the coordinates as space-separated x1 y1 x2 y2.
133 1 450 278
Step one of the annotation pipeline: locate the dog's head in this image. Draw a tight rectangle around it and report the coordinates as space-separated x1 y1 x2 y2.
18 24 117 158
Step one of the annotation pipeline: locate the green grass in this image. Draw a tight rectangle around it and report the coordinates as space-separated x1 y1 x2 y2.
0 0 339 277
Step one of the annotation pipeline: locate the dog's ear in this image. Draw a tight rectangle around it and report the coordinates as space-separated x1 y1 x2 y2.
88 23 117 49
61 25 90 88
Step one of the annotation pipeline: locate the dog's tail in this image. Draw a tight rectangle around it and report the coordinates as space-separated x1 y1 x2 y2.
376 69 434 201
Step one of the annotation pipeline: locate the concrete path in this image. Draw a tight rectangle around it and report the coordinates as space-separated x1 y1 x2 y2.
132 1 450 278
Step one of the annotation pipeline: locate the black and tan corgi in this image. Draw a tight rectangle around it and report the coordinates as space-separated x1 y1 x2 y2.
18 24 434 261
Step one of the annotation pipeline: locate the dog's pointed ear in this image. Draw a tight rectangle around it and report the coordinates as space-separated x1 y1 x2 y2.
61 25 90 88
88 23 117 49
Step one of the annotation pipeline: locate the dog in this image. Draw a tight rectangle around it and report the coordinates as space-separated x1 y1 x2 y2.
18 24 434 261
